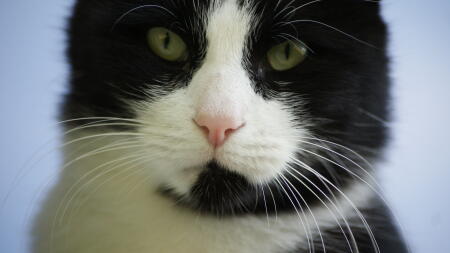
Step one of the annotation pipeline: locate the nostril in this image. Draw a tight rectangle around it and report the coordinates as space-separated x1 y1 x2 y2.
224 122 245 137
224 128 235 137
193 118 210 136
199 125 209 135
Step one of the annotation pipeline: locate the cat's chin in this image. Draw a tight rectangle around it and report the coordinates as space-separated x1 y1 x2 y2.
157 160 259 216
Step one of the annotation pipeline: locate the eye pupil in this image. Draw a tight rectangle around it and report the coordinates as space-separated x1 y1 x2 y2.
284 43 291 60
163 32 171 49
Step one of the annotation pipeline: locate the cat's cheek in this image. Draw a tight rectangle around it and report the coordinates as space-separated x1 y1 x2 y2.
131 90 208 193
215 100 304 184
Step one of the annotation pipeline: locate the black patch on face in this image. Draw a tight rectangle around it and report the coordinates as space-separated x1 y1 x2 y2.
64 0 212 123
66 0 392 220
189 161 256 216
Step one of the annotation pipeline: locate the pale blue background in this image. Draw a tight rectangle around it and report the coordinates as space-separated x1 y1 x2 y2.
1 0 449 252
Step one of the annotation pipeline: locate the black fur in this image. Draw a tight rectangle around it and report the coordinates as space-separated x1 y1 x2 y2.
65 0 407 252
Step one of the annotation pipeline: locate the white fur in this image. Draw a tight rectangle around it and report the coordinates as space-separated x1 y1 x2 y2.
34 1 375 252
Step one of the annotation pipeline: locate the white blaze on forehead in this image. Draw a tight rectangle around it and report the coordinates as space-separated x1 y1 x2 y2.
188 0 255 119
205 0 253 64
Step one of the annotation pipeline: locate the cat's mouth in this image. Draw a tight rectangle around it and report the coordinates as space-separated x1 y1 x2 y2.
158 160 257 215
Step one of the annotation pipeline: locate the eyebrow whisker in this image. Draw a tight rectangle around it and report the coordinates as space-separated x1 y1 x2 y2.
111 5 176 31
281 0 322 20
280 19 378 49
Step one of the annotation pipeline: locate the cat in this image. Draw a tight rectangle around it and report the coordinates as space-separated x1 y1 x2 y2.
33 0 408 252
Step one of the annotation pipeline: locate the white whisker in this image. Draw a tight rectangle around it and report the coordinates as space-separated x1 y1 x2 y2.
258 181 270 226
274 177 314 253
280 19 377 48
296 144 383 202
111 5 176 31
267 183 279 221
280 0 322 20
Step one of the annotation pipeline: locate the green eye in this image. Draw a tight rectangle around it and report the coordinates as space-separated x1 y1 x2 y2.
147 27 188 62
267 41 307 71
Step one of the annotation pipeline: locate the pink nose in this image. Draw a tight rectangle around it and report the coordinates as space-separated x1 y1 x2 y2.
194 114 244 147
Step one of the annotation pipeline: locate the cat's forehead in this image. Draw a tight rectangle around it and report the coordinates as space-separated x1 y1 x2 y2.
203 1 254 61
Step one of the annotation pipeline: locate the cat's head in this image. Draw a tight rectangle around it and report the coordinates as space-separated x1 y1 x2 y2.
64 0 389 216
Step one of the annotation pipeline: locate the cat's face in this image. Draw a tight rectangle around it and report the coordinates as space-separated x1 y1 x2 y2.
65 0 388 216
